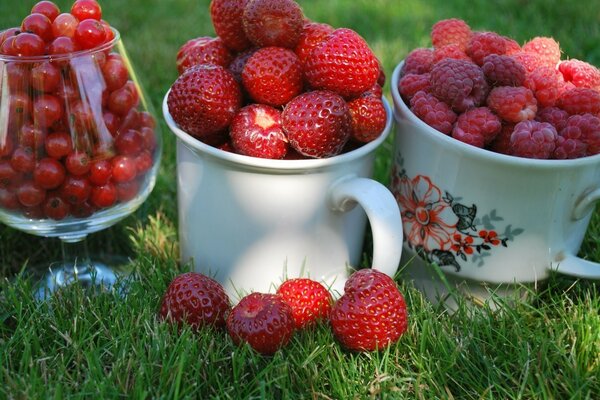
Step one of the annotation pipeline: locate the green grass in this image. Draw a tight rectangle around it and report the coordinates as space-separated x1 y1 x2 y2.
1 0 600 398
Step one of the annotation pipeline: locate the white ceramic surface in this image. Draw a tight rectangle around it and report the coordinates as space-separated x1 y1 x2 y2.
163 94 403 301
390 62 600 286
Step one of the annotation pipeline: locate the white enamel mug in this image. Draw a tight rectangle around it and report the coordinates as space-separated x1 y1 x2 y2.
390 62 600 288
163 94 403 301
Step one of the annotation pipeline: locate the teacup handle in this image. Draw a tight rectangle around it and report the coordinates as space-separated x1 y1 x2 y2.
328 176 403 278
551 187 600 279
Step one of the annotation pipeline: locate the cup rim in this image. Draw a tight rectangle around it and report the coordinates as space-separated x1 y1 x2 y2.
162 90 393 171
0 27 121 63
390 61 600 169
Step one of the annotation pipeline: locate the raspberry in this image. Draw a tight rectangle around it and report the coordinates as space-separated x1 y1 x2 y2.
558 114 600 157
510 120 557 159
487 86 537 123
401 48 434 76
524 66 567 107
466 32 508 66
430 18 472 50
452 107 501 147
553 135 587 159
433 44 471 64
489 123 514 154
510 51 547 75
558 59 600 90
522 37 561 68
398 73 431 101
481 54 526 87
558 88 600 116
430 58 488 112
535 107 570 132
504 37 522 55
409 91 457 134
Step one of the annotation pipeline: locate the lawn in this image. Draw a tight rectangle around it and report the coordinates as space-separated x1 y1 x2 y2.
1 0 600 398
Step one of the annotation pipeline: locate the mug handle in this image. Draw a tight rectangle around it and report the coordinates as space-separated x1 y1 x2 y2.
551 187 600 279
328 175 403 278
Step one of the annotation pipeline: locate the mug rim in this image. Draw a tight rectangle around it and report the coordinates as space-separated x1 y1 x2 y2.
390 61 600 170
162 90 393 171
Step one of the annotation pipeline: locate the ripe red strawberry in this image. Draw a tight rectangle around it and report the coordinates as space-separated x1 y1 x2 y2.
347 92 387 143
227 47 257 83
304 28 380 99
210 0 252 52
294 21 334 67
176 36 233 75
282 90 351 158
242 0 304 49
226 292 295 355
229 104 288 159
167 64 242 140
159 272 231 330
330 269 408 352
276 278 332 329
242 46 303 107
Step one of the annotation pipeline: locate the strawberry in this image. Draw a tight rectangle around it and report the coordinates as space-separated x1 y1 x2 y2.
229 104 288 159
167 64 242 140
282 90 351 158
227 47 257 83
276 278 332 329
242 0 304 49
226 292 295 355
242 46 303 107
304 28 380 99
347 92 387 143
159 272 231 330
176 36 233 75
294 21 334 67
210 0 252 52
330 269 408 352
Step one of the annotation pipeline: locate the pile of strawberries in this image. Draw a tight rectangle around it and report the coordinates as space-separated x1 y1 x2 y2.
159 270 408 355
398 18 600 160
166 0 387 160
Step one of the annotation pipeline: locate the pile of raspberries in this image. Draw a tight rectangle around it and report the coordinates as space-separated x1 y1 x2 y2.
398 18 600 160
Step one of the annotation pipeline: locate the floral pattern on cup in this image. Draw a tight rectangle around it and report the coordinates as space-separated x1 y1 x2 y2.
390 156 523 272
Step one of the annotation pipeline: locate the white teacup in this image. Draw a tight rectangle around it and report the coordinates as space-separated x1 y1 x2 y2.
390 62 600 301
163 94 403 301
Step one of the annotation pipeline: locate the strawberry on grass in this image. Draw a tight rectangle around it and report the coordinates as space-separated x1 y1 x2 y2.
276 278 332 329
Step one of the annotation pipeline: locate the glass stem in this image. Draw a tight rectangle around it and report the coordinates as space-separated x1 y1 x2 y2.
60 237 92 280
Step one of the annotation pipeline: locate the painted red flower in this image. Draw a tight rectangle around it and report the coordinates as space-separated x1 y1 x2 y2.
451 233 474 255
479 229 501 245
395 175 456 251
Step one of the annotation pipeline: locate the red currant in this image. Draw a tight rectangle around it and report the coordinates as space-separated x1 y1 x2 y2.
23 205 45 219
70 200 94 218
21 13 53 42
118 108 140 132
71 0 102 21
0 187 21 210
13 32 46 56
31 61 61 93
115 180 139 202
65 151 91 176
111 155 136 183
108 86 135 116
31 1 61 22
139 111 156 129
101 20 114 42
45 131 72 159
135 151 153 174
33 94 63 128
90 182 116 208
9 92 32 124
43 193 70 220
60 175 91 204
0 27 20 47
103 111 120 136
17 180 46 207
139 126 157 151
51 13 78 39
74 19 106 50
101 56 128 91
89 159 112 185
0 132 15 157
48 36 80 55
10 147 36 173
19 122 46 149
0 160 19 187
33 157 66 189
70 100 95 130
115 129 143 155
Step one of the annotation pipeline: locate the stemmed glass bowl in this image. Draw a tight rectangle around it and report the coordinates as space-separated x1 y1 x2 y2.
0 29 162 296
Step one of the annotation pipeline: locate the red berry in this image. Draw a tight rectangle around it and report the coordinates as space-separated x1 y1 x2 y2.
466 31 509 66
401 48 434 76
558 88 600 116
0 187 20 210
134 151 153 174
60 175 91 204
19 122 46 149
71 0 102 21
45 131 72 159
481 54 526 87
510 51 547 75
304 28 380 98
74 19 106 49
33 158 66 189
13 32 45 56
276 278 332 330
430 58 488 113
432 44 471 64
294 21 334 67
89 159 112 185
242 0 303 49
452 107 502 148
536 106 570 132
242 46 303 107
347 92 387 143
510 120 557 159
522 37 561 69
10 147 36 173
167 64 242 140
175 36 233 75
43 194 70 220
48 35 80 55
52 13 78 38
230 104 288 159
226 292 294 355
558 59 600 90
90 182 117 208
115 129 143 156
409 90 457 135
31 62 61 93
159 272 231 330
227 47 257 83
557 114 600 157
210 0 252 52
431 18 472 50
489 123 515 155
65 151 91 176
0 161 19 188
115 180 139 202
108 86 136 116
33 94 63 128
17 180 46 208
111 155 137 183
31 1 61 22
282 90 351 158
487 86 537 123
101 56 129 91
398 73 431 102
523 66 566 108
21 13 53 42
330 269 408 352
69 200 94 218
139 126 157 151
